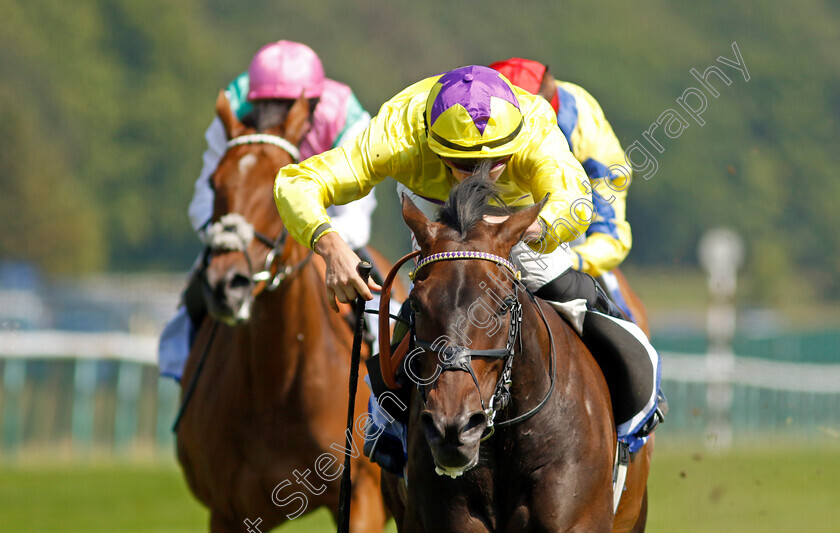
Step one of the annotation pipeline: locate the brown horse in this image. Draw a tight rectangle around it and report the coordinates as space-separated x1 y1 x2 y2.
176 91 387 532
379 176 651 532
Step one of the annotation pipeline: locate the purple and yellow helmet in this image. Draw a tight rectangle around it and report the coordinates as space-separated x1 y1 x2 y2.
425 65 526 159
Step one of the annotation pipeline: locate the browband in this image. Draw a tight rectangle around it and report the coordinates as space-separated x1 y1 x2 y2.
409 250 520 281
226 134 301 162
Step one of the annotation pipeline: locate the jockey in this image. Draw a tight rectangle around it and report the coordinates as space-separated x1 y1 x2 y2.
189 40 375 246
158 40 376 381
272 65 661 473
490 58 636 319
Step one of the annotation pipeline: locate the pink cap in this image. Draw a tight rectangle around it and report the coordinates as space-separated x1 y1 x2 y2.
247 40 325 100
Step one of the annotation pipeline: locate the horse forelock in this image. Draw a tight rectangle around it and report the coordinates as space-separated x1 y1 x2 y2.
211 142 289 235
436 162 511 239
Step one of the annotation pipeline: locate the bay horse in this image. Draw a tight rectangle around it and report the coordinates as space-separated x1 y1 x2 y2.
176 90 387 532
379 176 652 532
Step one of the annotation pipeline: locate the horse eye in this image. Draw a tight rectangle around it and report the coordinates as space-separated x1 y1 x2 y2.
497 296 516 315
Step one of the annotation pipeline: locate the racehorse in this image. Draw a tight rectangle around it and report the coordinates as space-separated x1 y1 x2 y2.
379 175 652 532
176 90 387 532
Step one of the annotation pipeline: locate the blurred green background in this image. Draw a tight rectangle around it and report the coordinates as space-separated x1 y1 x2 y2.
2 0 839 304
1 0 839 531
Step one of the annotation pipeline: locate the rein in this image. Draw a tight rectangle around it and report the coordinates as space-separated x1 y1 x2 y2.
203 213 313 292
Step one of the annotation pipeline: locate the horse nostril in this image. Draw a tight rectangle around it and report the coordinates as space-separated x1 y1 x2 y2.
462 411 488 438
228 273 251 291
420 411 445 444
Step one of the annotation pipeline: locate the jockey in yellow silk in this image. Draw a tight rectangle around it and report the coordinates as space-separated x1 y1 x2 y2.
490 59 631 274
273 66 662 472
490 57 635 319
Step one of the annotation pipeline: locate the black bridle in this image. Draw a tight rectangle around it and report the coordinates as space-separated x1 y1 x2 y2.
409 251 557 440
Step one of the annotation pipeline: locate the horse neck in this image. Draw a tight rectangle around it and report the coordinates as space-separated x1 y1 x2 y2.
502 294 579 426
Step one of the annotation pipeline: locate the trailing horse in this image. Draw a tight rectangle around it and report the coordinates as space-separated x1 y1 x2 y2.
175 91 387 532
378 176 652 532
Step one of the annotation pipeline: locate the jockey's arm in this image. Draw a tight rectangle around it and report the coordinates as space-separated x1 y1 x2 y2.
561 82 633 277
508 100 594 251
189 73 251 235
188 117 227 233
572 178 631 277
274 101 405 311
324 96 375 250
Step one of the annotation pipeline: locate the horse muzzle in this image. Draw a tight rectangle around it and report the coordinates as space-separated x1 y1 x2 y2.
202 264 253 325
420 408 487 475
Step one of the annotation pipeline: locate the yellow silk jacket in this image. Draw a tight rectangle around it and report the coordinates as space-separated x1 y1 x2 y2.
552 80 633 277
274 74 592 253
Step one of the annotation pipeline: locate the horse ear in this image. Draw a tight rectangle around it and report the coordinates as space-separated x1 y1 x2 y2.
495 194 550 248
216 89 245 140
402 194 438 252
283 92 311 145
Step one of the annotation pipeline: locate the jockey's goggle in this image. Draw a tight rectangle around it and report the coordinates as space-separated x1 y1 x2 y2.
440 155 511 173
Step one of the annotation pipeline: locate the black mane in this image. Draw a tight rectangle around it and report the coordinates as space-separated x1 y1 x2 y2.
436 160 511 238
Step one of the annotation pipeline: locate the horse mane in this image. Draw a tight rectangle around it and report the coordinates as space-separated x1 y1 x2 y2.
241 98 319 132
241 100 290 132
436 160 511 238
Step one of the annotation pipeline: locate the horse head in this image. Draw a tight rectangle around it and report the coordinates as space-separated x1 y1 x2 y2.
401 171 546 476
202 90 311 324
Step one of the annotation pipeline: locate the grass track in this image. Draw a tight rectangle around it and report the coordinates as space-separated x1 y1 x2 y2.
1 445 838 532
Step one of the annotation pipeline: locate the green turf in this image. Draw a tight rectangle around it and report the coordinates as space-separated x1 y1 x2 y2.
647 444 840 533
1 446 838 532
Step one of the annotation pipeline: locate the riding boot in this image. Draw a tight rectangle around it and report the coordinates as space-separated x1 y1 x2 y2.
362 299 412 476
636 390 669 438
593 280 628 320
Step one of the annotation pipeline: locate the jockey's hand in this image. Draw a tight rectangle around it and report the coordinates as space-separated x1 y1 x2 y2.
314 232 382 312
483 215 543 243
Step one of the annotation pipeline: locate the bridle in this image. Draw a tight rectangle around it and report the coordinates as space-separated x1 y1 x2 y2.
225 133 301 163
409 250 556 440
173 132 309 433
201 133 312 294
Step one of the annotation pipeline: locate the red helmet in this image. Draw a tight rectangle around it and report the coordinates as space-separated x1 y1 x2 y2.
489 58 559 114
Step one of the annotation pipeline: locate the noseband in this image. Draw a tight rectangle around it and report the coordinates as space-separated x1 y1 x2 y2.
410 250 556 439
202 213 312 292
